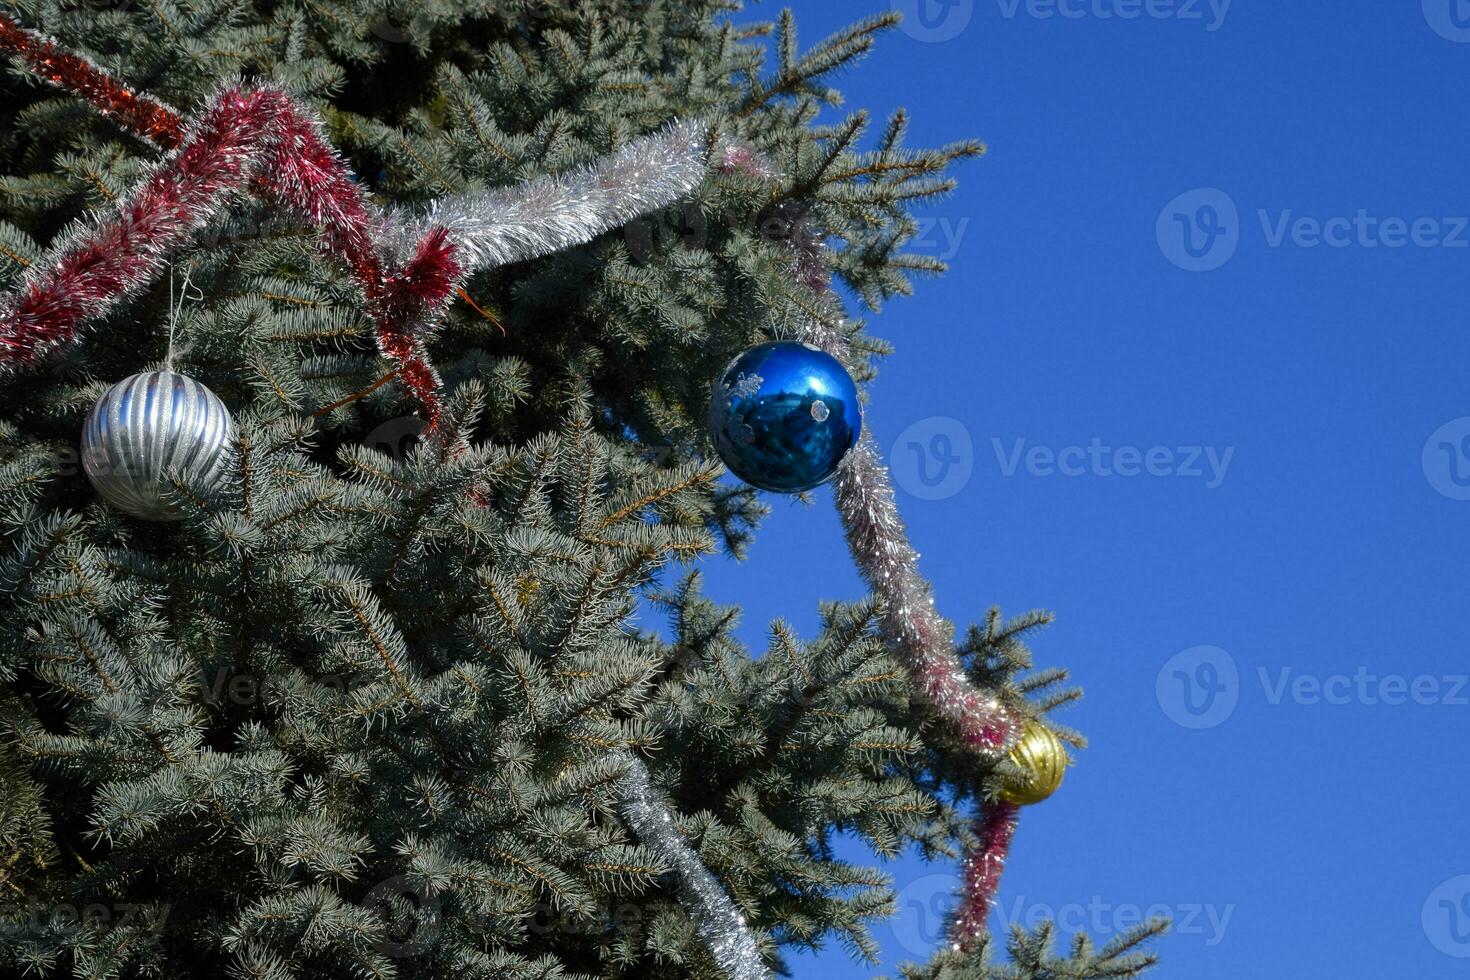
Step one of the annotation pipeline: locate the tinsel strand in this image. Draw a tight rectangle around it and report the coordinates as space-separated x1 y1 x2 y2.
0 18 459 428
613 750 769 980
721 144 1022 949
0 18 457 425
834 435 1018 754
0 16 712 436
790 301 1019 957
0 87 276 367
387 121 712 270
0 14 183 147
949 800 1020 948
251 94 459 428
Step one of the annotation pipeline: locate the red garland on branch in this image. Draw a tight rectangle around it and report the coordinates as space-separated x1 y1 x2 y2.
0 14 458 433
0 15 183 147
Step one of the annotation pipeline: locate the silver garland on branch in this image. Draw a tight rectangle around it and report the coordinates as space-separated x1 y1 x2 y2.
612 750 769 980
428 126 770 978
389 121 711 272
777 296 1018 761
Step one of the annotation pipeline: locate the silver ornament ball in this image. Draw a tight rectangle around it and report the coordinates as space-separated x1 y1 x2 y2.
81 370 236 522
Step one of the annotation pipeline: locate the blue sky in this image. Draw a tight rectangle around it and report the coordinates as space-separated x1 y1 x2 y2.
689 2 1470 977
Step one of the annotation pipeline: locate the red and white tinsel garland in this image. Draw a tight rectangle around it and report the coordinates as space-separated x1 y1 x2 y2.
0 15 708 437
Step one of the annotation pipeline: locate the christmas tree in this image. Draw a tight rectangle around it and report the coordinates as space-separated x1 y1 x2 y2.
0 3 1164 978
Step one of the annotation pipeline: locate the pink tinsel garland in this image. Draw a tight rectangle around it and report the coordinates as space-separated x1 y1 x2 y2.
720 145 1024 952
949 800 1020 949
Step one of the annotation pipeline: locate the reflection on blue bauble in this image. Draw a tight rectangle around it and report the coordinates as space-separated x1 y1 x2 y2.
708 341 862 493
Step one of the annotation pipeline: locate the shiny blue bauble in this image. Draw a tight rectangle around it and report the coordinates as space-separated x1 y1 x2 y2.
708 341 862 493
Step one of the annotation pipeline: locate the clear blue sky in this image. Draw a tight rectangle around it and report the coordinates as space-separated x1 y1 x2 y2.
690 2 1470 977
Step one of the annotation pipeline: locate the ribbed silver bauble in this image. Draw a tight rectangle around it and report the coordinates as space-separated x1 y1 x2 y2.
81 370 235 522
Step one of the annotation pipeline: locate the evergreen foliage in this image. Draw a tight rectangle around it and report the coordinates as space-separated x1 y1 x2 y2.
0 1 1163 976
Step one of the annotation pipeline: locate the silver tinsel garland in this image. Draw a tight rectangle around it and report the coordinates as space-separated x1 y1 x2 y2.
388 121 711 272
427 124 768 978
613 750 769 980
717 141 1015 755
781 305 1018 759
749 161 1022 949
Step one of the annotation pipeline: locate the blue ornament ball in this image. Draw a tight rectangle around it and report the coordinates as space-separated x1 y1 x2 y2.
707 341 862 493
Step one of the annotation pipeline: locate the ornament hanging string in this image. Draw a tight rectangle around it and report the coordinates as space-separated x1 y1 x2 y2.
164 260 203 371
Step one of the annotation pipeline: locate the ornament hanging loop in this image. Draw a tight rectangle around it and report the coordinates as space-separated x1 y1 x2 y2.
164 258 203 372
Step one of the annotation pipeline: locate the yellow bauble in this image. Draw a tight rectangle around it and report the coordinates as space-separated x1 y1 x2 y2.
997 719 1068 806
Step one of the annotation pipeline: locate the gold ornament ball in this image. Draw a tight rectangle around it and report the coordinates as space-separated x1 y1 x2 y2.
997 719 1069 806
